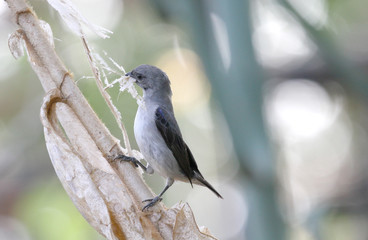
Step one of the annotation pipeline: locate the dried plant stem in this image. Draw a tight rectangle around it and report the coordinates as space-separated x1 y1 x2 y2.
7 0 116 155
6 0 217 239
81 36 132 154
6 0 156 206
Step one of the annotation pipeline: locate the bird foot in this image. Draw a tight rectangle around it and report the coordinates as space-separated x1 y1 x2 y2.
115 154 143 168
142 196 162 211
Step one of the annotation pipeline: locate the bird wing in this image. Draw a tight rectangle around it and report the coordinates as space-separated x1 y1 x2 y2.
155 107 200 186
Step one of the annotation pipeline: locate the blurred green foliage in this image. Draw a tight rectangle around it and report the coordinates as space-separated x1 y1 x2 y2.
15 180 103 240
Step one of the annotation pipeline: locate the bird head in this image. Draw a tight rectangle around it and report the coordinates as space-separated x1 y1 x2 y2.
126 65 171 96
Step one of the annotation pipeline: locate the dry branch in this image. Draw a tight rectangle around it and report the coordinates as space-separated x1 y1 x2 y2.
5 0 217 239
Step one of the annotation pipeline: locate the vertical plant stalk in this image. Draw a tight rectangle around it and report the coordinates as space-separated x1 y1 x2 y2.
81 36 132 154
277 0 368 98
177 1 286 239
5 0 218 239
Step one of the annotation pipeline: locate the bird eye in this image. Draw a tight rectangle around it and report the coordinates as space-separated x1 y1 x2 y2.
136 74 143 81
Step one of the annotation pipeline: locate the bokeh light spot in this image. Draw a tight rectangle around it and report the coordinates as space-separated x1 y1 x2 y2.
267 79 340 140
156 49 210 111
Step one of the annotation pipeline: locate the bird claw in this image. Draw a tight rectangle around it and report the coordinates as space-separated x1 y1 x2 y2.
142 196 162 211
115 154 140 168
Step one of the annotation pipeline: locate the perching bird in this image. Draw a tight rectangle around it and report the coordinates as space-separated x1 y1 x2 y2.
116 64 222 211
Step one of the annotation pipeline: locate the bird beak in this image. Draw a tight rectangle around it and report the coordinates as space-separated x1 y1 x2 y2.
125 72 136 82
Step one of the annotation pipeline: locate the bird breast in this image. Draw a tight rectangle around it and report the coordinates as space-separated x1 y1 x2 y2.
134 105 182 179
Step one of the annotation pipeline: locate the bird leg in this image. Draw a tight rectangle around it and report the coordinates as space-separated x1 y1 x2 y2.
142 178 174 211
115 154 148 172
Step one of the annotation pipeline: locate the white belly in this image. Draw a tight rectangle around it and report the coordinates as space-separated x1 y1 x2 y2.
134 106 182 179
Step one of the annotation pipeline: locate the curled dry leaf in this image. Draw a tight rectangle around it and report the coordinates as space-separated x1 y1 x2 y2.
8 29 25 59
159 203 217 240
40 90 148 240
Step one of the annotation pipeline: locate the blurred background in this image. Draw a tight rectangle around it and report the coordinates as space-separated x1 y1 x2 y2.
1 0 368 239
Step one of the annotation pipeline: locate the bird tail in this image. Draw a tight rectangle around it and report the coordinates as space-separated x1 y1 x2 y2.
193 172 223 199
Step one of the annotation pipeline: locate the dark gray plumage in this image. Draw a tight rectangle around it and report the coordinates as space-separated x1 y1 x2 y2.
117 64 222 211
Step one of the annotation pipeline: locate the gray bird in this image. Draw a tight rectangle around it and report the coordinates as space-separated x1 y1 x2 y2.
116 64 222 211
